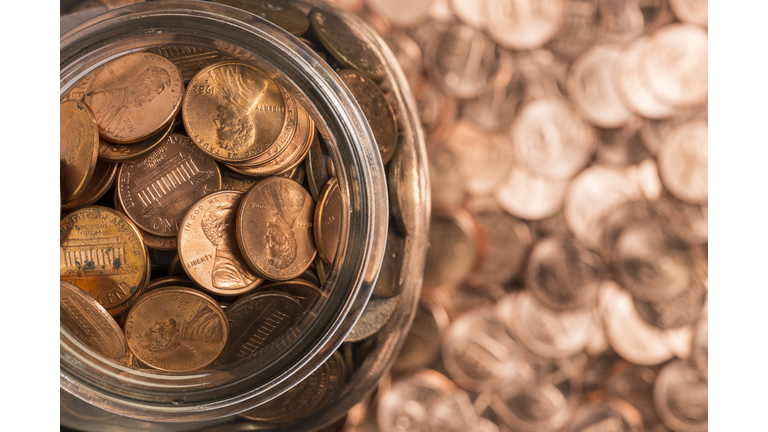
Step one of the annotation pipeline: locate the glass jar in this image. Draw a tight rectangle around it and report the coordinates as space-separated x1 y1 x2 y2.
60 1 429 430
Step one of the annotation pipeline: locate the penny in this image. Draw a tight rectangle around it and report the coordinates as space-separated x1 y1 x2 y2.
470 210 532 285
61 72 94 101
145 275 198 292
461 70 526 133
428 390 485 432
605 363 667 432
378 370 457 432
314 177 342 267
643 24 708 108
345 296 398 343
216 291 303 365
433 282 507 322
372 223 407 299
305 132 332 201
690 315 707 383
603 0 645 43
547 0 610 58
669 0 707 27
84 52 183 143
211 0 310 36
560 400 644 432
220 165 259 193
658 119 708 204
114 194 179 252
391 296 449 374
61 159 117 211
484 0 567 50
515 48 569 102
183 61 287 163
595 118 651 166
526 234 605 311
309 7 386 82
61 100 100 204
633 280 707 330
256 279 326 310
495 165 569 221
338 69 398 165
60 280 127 360
116 134 222 237
146 45 236 83
425 208 479 286
178 190 264 296
511 98 597 180
415 82 457 145
598 199 679 256
427 144 466 210
640 0 675 32
105 252 151 317
654 359 708 432
388 135 421 236
424 23 504 99
444 121 515 196
97 117 174 163
383 31 424 91
614 36 677 120
614 220 694 302
442 307 519 392
168 254 185 276
567 44 634 128
237 177 316 281
60 206 148 310
368 0 434 27
124 286 228 371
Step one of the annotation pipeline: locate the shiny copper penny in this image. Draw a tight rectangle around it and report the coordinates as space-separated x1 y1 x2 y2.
237 177 316 281
98 118 173 163
338 69 398 164
124 286 228 371
61 159 117 211
113 192 178 251
60 280 127 359
178 190 263 296
183 61 287 163
314 177 342 267
60 206 147 310
216 291 304 366
117 134 222 238
61 72 94 101
84 52 183 143
105 252 151 318
61 100 100 204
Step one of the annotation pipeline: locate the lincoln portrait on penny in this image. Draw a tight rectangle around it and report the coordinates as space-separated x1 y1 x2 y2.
201 201 257 289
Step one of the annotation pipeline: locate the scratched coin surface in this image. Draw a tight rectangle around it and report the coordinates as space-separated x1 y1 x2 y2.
117 134 222 237
314 177 342 267
237 177 317 281
345 296 398 343
60 206 147 310
183 61 287 163
97 118 174 163
338 69 398 164
124 286 228 372
60 99 100 204
60 280 127 360
84 52 183 143
178 190 263 296
216 291 304 366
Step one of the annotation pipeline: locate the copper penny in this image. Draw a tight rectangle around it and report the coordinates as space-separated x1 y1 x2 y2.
60 206 147 310
388 132 422 237
425 208 479 286
305 132 332 201
105 252 151 318
657 118 708 204
146 45 235 83
372 222 406 299
60 280 127 360
84 52 183 143
183 61 287 163
220 165 260 193
216 291 304 366
484 0 567 50
124 286 228 371
237 177 316 281
60 100 100 204
117 134 222 237
178 190 264 296
61 72 94 101
256 279 326 310
61 159 117 211
654 359 708 431
314 177 342 267
338 69 398 165
97 118 174 163
113 192 178 251
211 0 310 36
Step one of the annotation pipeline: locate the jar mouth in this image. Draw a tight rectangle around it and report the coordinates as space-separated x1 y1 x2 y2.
60 1 388 421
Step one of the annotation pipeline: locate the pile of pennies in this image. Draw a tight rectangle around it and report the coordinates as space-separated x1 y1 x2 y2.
322 0 707 432
60 0 417 424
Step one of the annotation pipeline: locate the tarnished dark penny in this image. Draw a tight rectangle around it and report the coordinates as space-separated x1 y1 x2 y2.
654 359 708 432
61 206 148 310
60 280 127 360
338 69 398 165
388 137 421 236
526 234 605 311
212 0 310 36
61 100 100 204
183 61 287 163
314 177 342 267
217 291 304 365
256 279 326 310
310 7 386 82
146 45 235 83
84 52 184 143
372 223 406 299
117 134 222 238
633 280 707 330
61 159 117 211
98 118 173 163
178 191 263 296
237 177 316 281
345 296 398 343
305 132 332 201
124 286 228 371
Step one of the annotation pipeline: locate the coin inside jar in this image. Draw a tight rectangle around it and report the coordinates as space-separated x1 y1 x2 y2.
178 190 263 296
84 52 184 144
97 118 174 163
237 176 316 281
314 177 342 267
60 99 100 204
124 286 228 372
60 280 127 360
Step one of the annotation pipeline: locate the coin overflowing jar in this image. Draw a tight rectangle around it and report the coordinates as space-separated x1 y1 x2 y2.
60 1 428 430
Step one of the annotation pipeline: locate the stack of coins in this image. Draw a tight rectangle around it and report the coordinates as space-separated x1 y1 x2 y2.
324 0 708 431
